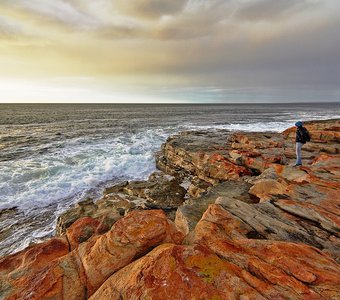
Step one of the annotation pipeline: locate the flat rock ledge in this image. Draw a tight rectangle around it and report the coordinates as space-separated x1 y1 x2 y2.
1 119 339 300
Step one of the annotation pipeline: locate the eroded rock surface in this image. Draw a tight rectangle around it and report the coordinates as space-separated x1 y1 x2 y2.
105 172 186 209
1 119 339 299
91 204 340 300
0 210 184 300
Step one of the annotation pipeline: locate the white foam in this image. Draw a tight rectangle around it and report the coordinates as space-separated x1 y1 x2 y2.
0 130 167 210
180 121 291 133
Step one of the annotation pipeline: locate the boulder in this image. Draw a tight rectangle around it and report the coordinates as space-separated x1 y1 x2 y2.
66 217 102 250
90 203 340 300
90 243 267 300
77 210 184 296
0 210 184 299
56 194 144 236
0 237 70 299
175 180 253 236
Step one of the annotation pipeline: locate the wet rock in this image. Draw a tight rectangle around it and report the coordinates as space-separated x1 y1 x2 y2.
56 194 143 236
103 181 129 195
0 207 18 218
104 172 186 209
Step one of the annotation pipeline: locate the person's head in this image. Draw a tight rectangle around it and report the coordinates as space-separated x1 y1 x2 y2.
295 121 303 127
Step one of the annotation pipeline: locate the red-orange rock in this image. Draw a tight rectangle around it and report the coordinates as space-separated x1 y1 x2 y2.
248 178 288 202
66 216 101 250
206 152 251 180
0 210 184 300
8 251 87 300
0 237 70 299
91 203 340 299
193 204 340 299
77 209 184 296
0 237 69 276
90 244 266 300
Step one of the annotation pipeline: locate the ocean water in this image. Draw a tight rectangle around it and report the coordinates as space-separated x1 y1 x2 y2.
0 103 339 257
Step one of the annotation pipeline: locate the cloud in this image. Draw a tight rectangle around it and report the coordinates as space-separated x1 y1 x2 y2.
235 0 319 21
1 0 100 30
0 0 340 103
114 0 187 19
0 16 23 38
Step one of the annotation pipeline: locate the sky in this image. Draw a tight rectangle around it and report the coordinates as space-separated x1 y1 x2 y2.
0 0 340 103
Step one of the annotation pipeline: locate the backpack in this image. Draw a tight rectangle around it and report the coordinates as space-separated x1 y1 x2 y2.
301 127 311 142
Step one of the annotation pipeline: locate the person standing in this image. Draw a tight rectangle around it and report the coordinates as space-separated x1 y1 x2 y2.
294 121 310 166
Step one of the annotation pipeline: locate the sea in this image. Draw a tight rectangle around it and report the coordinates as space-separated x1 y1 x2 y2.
0 103 339 257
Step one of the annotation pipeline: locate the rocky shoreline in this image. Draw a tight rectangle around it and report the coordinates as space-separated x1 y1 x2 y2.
1 119 339 299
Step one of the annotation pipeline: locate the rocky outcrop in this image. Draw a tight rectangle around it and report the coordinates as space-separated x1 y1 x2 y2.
155 130 287 184
56 171 186 242
172 120 340 260
105 172 186 210
1 119 339 299
157 120 339 187
0 210 184 300
90 203 340 299
56 198 123 236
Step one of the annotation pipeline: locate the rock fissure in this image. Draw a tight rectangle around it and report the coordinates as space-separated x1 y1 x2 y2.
271 201 338 237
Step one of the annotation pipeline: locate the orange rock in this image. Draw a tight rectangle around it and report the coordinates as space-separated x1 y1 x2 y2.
4 251 87 300
0 237 70 299
77 210 184 296
249 178 288 202
66 216 101 250
0 237 69 276
90 244 267 300
90 202 340 300
0 210 184 299
193 204 340 299
207 153 251 179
